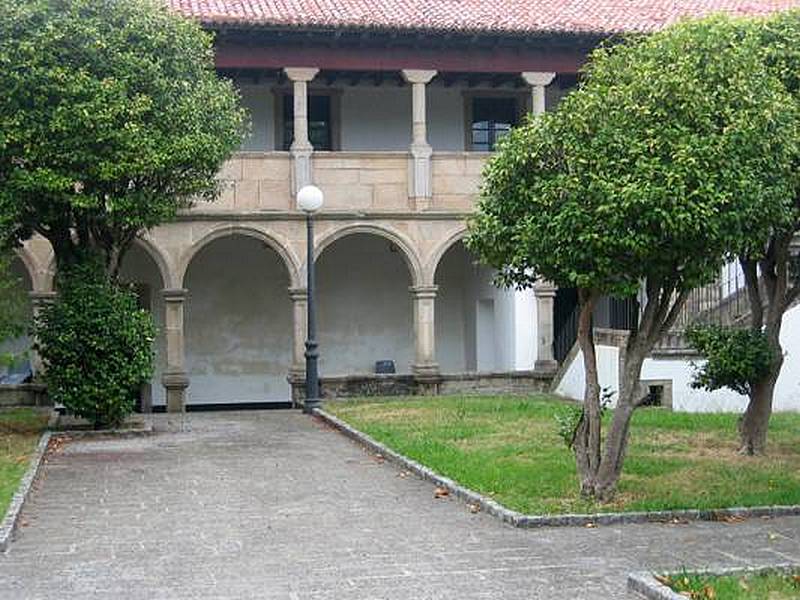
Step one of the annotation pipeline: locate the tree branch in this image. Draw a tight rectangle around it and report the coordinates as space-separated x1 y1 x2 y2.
740 255 763 330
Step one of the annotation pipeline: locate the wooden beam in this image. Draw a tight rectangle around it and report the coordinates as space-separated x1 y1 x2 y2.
215 42 586 73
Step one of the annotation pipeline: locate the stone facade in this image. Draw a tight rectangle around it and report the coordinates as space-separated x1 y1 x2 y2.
10 70 561 411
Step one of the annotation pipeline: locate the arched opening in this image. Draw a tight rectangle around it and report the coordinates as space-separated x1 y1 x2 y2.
0 255 34 381
434 241 520 373
316 233 414 375
119 242 167 411
183 235 292 405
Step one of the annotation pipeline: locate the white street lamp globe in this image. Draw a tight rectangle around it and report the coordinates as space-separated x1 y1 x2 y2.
297 185 324 213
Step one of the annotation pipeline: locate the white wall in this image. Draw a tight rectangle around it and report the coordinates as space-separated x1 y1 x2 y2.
555 303 800 412
434 242 521 373
238 83 276 151
427 86 466 151
316 234 414 375
340 86 411 151
184 236 292 404
643 303 800 412
555 345 620 404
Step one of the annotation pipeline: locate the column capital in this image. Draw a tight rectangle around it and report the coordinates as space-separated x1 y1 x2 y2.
409 285 438 299
162 288 188 302
521 71 556 87
533 280 557 297
288 287 308 301
401 69 437 85
283 67 319 82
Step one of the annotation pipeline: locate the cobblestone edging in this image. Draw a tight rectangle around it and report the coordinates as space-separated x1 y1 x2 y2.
0 431 52 553
628 564 800 599
314 408 800 529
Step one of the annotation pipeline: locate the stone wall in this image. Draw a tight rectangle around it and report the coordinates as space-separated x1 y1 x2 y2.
291 371 553 401
0 384 49 408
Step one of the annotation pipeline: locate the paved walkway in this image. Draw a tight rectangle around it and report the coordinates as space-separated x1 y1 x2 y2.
1 411 798 599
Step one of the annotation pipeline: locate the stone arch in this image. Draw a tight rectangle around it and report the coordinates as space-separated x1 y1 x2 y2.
178 225 301 289
182 227 295 404
314 223 423 287
427 225 469 285
12 246 42 292
131 236 172 289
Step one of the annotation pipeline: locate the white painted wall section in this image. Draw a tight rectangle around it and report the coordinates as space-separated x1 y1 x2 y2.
555 345 620 404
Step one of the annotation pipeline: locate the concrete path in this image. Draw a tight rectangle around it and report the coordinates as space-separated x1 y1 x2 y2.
1 411 798 599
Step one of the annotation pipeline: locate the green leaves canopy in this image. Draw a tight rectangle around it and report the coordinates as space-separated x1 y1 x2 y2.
467 15 800 298
0 0 247 265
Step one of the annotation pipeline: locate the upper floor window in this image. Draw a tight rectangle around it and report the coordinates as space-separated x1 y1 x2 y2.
282 94 333 151
470 97 518 151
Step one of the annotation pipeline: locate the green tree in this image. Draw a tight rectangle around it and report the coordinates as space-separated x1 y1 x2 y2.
730 12 800 455
35 259 155 428
0 0 247 274
467 16 799 500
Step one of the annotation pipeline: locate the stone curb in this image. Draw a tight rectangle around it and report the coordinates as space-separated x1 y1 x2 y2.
628 563 799 599
314 408 800 528
0 431 52 553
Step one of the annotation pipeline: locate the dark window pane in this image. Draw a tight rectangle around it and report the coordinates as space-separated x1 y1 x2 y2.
283 94 332 151
471 97 517 151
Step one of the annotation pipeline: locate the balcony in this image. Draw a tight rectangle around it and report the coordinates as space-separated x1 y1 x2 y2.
200 150 488 214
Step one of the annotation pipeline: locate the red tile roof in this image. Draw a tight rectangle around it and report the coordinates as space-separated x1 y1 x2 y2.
170 1 800 36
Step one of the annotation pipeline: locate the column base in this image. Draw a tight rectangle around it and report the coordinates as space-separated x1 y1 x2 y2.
410 196 433 211
162 371 189 413
288 369 307 408
413 364 441 396
534 359 559 374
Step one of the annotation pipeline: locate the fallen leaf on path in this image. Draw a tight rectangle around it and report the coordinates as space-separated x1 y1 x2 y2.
433 487 449 499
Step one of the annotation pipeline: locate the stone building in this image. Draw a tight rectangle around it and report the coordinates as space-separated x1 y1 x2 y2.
8 0 800 412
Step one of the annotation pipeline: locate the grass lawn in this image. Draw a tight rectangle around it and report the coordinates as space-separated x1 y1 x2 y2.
0 408 49 518
659 569 800 599
327 395 800 515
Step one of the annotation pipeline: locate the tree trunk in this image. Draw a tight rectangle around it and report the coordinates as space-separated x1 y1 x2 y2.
737 236 792 456
573 289 601 496
593 348 647 502
740 353 783 455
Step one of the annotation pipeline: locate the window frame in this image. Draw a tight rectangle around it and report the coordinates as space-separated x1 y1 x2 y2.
462 90 529 152
273 88 342 152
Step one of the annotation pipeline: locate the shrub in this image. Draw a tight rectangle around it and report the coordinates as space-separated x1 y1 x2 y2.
686 324 777 396
35 261 155 428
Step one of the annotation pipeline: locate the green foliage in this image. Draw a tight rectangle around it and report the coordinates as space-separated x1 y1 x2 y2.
554 388 615 448
0 0 247 266
467 15 799 297
661 568 800 600
35 260 155 428
687 324 777 396
0 254 28 367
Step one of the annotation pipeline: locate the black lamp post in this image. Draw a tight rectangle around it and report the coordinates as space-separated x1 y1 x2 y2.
297 184 324 413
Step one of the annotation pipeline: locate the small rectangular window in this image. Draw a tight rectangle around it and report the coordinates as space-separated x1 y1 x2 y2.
283 94 333 151
471 97 518 151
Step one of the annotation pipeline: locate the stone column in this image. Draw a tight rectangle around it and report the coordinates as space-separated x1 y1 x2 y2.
401 69 437 211
284 67 320 195
288 287 308 405
533 281 558 373
28 291 56 378
521 71 556 116
410 285 440 391
162 288 189 413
